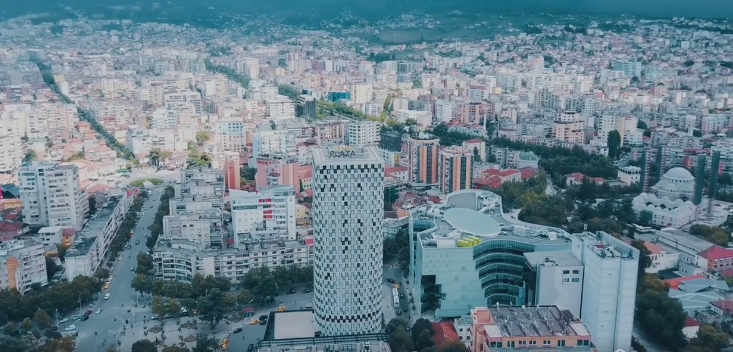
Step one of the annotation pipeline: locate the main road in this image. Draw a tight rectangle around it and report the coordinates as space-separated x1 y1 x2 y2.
63 186 163 351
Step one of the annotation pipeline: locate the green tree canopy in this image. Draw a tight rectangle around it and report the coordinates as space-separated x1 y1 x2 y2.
131 339 158 352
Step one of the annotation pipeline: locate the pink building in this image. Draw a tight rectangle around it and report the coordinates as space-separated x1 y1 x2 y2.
471 306 596 352
255 156 299 189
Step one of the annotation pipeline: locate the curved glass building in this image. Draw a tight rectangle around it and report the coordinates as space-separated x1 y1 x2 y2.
408 189 572 318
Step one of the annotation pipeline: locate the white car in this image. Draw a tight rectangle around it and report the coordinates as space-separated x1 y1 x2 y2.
58 318 69 323
104 293 110 300
95 309 102 314
65 325 77 331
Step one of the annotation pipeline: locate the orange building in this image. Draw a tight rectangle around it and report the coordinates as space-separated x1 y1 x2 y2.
438 146 473 193
407 135 440 186
471 305 596 352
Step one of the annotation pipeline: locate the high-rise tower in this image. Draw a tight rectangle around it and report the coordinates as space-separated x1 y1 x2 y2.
311 145 385 336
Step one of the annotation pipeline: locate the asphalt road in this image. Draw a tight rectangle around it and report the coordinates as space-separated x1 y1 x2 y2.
64 187 163 351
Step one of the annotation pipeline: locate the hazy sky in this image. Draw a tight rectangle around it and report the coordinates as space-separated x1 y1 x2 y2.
5 0 733 19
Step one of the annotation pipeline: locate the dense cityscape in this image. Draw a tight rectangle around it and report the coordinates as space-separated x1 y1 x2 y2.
1 4 733 352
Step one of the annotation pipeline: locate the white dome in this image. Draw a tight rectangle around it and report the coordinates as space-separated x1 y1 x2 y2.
664 167 694 180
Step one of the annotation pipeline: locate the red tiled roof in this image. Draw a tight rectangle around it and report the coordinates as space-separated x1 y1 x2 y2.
699 245 733 260
432 322 459 348
685 316 700 327
0 221 22 232
664 274 705 290
711 300 733 313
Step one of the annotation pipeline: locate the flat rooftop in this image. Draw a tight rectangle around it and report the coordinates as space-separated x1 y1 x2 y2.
413 190 570 249
67 195 123 257
272 310 318 340
524 250 582 268
312 145 383 164
486 306 590 338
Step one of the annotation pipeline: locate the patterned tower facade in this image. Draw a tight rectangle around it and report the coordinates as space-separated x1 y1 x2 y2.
311 146 384 336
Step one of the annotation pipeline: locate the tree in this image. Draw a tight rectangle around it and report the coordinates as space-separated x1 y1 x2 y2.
192 333 217 352
607 130 621 160
131 339 158 352
630 240 652 281
240 166 256 181
195 132 210 145
0 335 28 352
440 341 470 352
162 347 191 352
236 289 252 306
386 318 409 335
414 329 435 351
24 150 38 162
151 296 167 318
472 146 481 162
689 325 730 352
387 327 414 352
33 309 52 329
635 290 687 350
411 318 435 342
20 318 32 332
196 289 228 327
4 322 17 336
166 299 182 317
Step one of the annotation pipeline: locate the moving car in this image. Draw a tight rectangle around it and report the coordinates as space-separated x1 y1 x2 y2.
103 283 109 289
387 278 395 283
95 309 102 314
259 320 266 325
135 240 140 245
248 344 255 352
302 288 311 293
104 293 110 300
233 327 242 334
80 315 89 321
278 306 286 312
287 288 296 294
249 319 260 325
259 315 268 320
84 310 93 316
65 325 77 331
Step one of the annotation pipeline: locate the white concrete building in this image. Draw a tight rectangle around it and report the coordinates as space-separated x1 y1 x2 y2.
65 192 134 280
19 161 88 231
266 98 296 119
37 226 64 246
126 125 152 155
215 120 245 153
0 239 47 294
346 121 380 147
312 146 384 335
651 167 696 201
230 186 297 242
571 231 638 352
632 193 697 228
618 166 642 186
350 83 374 104
524 250 584 318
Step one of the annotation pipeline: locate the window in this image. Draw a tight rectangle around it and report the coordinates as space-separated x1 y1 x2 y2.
562 278 569 283
562 270 570 274
558 340 566 347
572 270 580 274
572 278 580 282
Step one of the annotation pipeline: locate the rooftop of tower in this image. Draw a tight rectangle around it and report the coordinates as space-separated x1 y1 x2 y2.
312 145 384 164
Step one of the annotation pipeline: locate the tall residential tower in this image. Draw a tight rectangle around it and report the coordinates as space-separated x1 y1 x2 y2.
311 146 384 336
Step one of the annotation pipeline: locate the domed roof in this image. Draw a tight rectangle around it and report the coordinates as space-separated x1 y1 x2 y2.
664 167 694 180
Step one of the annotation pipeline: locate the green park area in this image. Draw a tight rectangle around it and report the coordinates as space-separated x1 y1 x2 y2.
129 178 164 187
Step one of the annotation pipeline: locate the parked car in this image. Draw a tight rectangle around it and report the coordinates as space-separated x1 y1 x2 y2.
65 325 77 331
259 320 267 325
249 319 260 325
303 288 311 293
387 278 395 283
287 288 296 294
80 315 89 321
95 309 102 314
59 318 69 323
248 344 255 352
84 310 93 316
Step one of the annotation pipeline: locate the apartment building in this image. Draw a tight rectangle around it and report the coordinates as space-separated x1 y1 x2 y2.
65 192 135 280
407 135 440 186
230 186 297 241
438 146 473 194
0 239 47 294
215 120 245 153
0 118 22 177
153 169 312 284
552 111 585 143
19 161 88 231
267 98 296 119
346 120 380 147
126 125 152 155
350 83 373 104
